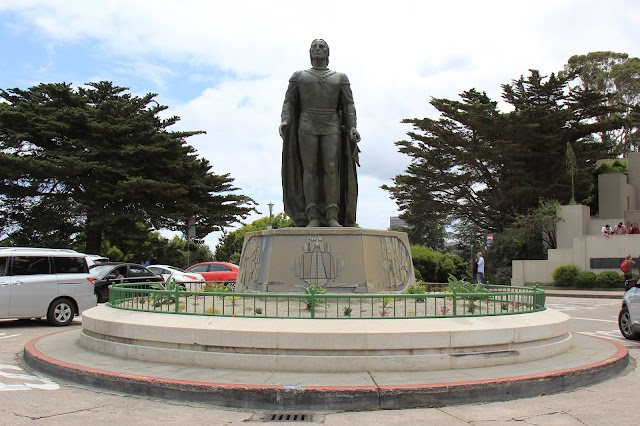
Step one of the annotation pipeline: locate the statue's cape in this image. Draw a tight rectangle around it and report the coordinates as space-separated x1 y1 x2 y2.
281 93 358 227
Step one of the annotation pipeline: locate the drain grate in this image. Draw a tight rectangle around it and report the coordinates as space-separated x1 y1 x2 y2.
263 413 313 422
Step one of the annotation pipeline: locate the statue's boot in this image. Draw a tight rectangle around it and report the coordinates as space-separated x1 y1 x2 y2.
326 204 342 227
306 204 321 227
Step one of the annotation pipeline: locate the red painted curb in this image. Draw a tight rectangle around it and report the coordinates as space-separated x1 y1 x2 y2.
23 330 628 393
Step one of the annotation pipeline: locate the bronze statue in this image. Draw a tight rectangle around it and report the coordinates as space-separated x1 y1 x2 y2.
280 39 360 227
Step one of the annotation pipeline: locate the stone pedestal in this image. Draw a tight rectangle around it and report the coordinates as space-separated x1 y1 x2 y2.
236 228 415 293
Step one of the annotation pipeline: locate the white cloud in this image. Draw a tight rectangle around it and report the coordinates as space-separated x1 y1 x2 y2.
1 0 639 253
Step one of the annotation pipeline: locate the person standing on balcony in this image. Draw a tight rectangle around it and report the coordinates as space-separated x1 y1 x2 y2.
613 222 628 234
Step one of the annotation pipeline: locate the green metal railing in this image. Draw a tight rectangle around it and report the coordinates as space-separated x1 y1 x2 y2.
108 283 546 319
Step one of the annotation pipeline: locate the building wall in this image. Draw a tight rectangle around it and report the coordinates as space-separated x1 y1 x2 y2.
511 235 640 285
598 173 637 221
511 152 640 284
512 260 552 286
389 216 408 228
556 204 589 250
628 151 640 204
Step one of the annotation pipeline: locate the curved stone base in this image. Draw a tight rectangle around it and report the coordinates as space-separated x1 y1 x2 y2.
80 305 572 372
24 330 627 411
236 228 415 293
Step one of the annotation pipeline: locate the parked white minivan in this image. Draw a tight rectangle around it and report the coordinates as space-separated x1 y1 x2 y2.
0 248 97 326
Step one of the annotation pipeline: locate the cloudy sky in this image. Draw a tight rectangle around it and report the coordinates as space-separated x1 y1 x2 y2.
1 0 639 248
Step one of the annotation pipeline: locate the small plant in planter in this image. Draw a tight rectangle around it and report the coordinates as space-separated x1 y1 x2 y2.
152 274 181 307
343 306 353 317
379 309 390 317
228 296 239 306
178 303 186 312
380 297 393 310
439 305 450 316
205 307 221 315
445 274 492 311
297 283 327 310
254 307 263 315
501 301 509 311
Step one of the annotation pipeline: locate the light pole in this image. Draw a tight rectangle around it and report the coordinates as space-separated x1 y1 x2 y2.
267 202 274 230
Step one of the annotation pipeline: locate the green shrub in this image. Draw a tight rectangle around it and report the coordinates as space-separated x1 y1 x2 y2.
576 271 597 288
491 266 514 286
203 282 231 293
407 283 427 302
411 245 468 282
596 271 623 288
552 265 580 287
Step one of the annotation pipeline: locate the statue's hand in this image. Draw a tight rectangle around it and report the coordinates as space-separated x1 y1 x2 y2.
350 128 361 143
279 121 288 139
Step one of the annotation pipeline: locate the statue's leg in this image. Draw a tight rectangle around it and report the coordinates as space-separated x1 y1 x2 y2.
325 204 341 227
299 133 321 227
321 134 341 227
305 204 321 227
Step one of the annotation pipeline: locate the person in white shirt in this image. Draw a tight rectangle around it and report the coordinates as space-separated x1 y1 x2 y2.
476 251 485 284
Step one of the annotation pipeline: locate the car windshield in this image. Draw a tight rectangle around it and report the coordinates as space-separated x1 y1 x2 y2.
90 264 118 278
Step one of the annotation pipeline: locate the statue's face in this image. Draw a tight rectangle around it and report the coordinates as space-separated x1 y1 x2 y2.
309 39 329 62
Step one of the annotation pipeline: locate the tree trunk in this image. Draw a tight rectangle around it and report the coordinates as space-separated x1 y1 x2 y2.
84 212 103 254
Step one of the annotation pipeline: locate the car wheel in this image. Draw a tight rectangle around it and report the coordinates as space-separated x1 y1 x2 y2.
47 298 75 327
618 306 640 340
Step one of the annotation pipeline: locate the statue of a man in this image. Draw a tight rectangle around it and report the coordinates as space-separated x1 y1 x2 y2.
279 39 361 227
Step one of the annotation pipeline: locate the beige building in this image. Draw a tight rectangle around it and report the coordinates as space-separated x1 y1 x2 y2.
511 152 640 285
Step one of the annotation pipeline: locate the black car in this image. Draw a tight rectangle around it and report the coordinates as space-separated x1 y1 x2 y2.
90 262 164 303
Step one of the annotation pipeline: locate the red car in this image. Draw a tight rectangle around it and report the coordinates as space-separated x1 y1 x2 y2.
184 261 238 284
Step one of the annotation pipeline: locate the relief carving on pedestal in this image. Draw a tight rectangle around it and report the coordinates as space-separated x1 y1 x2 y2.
238 235 261 285
379 236 413 291
292 235 344 288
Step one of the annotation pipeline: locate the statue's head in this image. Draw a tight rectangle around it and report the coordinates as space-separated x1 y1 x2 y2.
309 39 329 65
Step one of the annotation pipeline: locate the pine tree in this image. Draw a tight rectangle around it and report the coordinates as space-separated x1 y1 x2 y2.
0 81 254 252
564 51 640 154
384 68 618 234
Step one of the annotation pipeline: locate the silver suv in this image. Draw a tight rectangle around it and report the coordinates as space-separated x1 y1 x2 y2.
0 248 97 326
619 284 640 339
